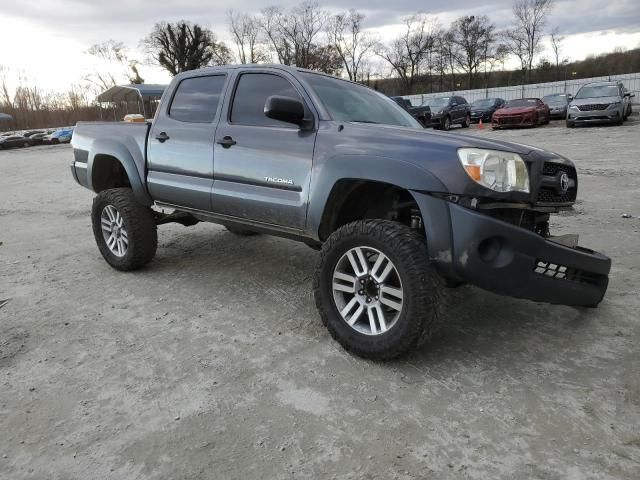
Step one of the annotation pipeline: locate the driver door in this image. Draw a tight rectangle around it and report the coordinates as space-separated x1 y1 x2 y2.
211 70 317 230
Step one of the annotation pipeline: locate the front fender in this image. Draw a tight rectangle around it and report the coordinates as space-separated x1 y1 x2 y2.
306 153 447 240
87 138 152 206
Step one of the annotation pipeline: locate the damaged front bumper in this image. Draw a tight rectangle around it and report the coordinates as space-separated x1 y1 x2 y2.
415 194 611 307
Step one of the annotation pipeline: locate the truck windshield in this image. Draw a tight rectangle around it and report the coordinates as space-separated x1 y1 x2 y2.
302 73 420 128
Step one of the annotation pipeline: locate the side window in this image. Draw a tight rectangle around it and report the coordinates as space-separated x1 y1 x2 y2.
169 75 226 123
231 73 302 127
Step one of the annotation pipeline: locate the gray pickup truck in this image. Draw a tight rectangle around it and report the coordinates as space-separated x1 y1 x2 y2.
71 64 611 359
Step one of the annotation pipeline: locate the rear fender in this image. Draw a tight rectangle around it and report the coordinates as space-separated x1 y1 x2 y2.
87 138 152 206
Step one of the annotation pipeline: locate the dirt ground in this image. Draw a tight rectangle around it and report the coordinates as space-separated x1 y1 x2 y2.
1 118 639 480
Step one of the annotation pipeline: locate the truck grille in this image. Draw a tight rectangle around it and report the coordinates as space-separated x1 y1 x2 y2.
536 163 577 204
577 104 609 111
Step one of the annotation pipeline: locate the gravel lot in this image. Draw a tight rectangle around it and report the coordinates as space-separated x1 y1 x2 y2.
1 118 639 480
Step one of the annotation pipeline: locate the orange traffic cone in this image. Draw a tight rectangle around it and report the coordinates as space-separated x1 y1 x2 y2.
478 118 484 129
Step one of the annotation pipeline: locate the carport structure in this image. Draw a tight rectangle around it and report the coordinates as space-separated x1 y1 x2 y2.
97 84 166 121
0 112 13 131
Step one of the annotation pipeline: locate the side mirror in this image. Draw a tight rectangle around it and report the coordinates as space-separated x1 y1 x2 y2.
264 95 310 129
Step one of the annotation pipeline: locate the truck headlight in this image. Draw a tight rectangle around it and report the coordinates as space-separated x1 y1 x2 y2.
569 105 579 111
458 148 530 193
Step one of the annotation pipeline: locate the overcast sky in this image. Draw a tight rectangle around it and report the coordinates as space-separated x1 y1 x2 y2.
0 0 638 93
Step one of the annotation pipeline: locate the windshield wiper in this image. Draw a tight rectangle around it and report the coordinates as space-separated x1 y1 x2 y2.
351 120 382 124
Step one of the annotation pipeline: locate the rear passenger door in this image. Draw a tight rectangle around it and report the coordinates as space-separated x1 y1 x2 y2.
147 74 227 211
211 70 317 230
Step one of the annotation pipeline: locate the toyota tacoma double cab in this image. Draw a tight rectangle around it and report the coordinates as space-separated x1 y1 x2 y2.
70 65 611 359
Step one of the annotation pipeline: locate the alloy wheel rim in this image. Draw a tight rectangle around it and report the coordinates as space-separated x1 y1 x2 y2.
100 205 128 257
332 246 403 336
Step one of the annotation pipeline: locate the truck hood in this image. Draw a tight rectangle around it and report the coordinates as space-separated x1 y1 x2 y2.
344 122 540 155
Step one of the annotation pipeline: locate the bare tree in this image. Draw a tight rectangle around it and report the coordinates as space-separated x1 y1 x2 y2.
450 15 495 89
86 40 144 90
550 27 564 80
228 10 268 64
0 66 13 109
377 14 439 92
502 28 529 78
327 9 376 81
482 42 509 88
144 21 231 75
438 29 460 90
259 2 328 68
506 0 554 82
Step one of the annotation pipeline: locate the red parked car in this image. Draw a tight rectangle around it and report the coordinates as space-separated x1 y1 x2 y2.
491 98 550 129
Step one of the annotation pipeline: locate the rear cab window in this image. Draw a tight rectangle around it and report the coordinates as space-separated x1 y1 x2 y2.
169 75 226 123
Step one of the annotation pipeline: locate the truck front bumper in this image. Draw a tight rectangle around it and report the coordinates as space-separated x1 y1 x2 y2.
415 194 610 307
448 203 609 306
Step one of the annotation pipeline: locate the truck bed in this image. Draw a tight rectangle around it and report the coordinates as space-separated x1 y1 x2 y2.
71 121 151 190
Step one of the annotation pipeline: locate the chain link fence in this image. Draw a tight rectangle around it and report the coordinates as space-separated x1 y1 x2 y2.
403 72 640 106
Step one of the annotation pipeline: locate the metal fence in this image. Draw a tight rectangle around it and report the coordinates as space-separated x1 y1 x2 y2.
403 72 640 106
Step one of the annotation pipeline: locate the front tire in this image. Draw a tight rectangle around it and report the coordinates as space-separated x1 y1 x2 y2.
442 116 451 131
461 114 470 128
314 220 444 360
91 188 157 271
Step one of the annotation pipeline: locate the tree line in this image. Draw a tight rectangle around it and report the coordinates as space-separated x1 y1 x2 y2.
137 0 556 90
2 0 639 130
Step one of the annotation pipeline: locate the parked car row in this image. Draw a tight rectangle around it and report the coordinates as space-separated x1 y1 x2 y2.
0 127 74 149
393 80 635 131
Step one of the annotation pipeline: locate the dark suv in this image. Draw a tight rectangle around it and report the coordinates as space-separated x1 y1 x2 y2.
421 96 471 130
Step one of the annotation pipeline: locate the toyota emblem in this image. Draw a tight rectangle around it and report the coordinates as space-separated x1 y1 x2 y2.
559 172 570 193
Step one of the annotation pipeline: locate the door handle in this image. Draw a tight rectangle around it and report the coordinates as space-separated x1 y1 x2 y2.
155 132 170 143
217 136 237 148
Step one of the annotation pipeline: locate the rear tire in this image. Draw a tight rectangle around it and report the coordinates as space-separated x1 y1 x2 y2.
314 220 444 360
91 188 157 271
225 225 259 236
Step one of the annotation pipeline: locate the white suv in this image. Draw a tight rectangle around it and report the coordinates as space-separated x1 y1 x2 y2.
567 81 634 127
